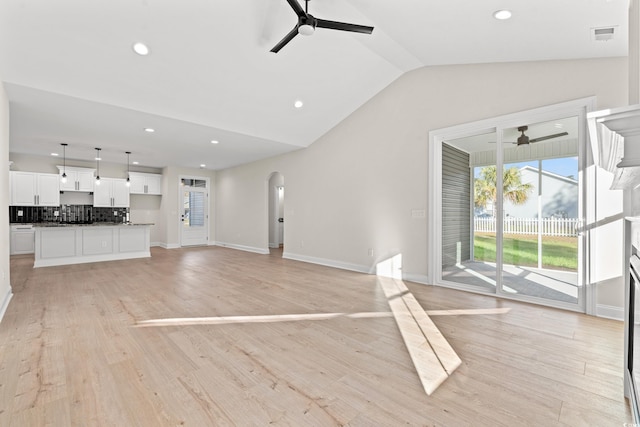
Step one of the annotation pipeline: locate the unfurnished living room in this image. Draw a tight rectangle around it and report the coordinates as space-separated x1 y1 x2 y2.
0 1 639 425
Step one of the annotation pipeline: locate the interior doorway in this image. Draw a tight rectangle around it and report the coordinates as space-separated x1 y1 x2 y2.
180 176 209 247
268 172 284 254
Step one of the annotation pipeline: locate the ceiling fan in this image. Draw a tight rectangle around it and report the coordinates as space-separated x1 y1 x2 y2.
491 126 569 146
270 0 374 53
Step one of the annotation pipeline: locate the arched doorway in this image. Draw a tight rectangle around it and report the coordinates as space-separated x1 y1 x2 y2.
268 172 284 254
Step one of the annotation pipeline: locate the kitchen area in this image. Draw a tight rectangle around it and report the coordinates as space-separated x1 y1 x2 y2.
9 160 161 267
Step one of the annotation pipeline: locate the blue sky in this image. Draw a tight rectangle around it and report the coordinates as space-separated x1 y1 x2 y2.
507 157 578 180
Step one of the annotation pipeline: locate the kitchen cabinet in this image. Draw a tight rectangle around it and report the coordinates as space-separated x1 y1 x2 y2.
34 223 151 267
129 172 162 195
93 178 130 207
57 166 95 192
10 224 35 255
10 171 60 206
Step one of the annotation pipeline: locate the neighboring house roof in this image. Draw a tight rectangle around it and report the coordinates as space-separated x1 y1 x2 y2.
518 165 578 185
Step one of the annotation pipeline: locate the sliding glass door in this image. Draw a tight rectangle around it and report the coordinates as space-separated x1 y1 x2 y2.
441 131 498 293
436 113 584 311
498 118 581 306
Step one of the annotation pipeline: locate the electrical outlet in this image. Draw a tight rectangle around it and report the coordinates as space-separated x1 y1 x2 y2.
54 211 59 217
368 248 374 257
114 211 118 216
17 210 23 217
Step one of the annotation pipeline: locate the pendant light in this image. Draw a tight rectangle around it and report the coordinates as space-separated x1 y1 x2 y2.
95 148 101 186
60 143 68 184
125 151 131 187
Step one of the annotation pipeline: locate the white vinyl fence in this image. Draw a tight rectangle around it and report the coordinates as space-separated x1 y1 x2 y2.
474 217 580 237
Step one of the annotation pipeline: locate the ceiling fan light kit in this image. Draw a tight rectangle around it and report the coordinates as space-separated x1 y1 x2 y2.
271 0 374 53
516 126 530 146
298 23 315 36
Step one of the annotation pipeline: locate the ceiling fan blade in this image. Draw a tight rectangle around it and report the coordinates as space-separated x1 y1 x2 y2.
529 132 569 143
286 0 306 17
316 18 374 34
270 25 300 53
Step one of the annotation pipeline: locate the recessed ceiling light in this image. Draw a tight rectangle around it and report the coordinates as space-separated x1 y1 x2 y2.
95 156 102 161
294 100 304 108
200 164 206 168
132 161 139 165
50 152 59 156
211 140 219 144
133 42 150 56
493 10 512 20
144 128 155 133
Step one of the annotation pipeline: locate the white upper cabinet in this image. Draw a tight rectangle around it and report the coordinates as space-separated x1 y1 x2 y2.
10 171 60 206
112 179 130 207
129 172 162 195
93 178 130 208
37 174 61 206
57 166 95 192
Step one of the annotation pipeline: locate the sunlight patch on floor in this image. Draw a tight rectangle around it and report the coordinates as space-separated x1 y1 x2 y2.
134 311 394 327
377 276 462 395
376 253 462 396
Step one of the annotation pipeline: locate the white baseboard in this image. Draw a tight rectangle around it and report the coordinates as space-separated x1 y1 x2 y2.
402 273 431 285
596 304 624 321
215 242 270 255
0 288 12 324
269 243 280 249
282 252 432 283
282 252 369 274
150 241 163 248
155 242 180 249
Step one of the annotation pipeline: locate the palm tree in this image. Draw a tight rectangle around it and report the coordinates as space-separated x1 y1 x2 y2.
474 165 533 216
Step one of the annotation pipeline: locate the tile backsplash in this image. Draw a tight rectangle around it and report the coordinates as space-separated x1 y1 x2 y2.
10 205 129 223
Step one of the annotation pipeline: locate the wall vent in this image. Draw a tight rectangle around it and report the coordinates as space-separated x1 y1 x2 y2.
592 26 615 41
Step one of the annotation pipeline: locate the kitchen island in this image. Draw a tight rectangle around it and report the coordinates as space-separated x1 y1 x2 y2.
34 223 152 268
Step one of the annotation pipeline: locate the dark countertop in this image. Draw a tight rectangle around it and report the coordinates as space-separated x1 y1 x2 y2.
32 222 154 228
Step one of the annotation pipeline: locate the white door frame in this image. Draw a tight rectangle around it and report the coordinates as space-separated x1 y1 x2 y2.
428 97 596 313
178 175 210 247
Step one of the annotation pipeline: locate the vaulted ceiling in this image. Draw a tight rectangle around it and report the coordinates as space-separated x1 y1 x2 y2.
0 0 628 170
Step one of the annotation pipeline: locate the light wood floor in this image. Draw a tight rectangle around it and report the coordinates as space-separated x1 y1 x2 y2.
0 246 632 426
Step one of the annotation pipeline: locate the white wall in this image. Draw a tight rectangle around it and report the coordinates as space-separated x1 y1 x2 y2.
215 57 628 300
0 81 11 319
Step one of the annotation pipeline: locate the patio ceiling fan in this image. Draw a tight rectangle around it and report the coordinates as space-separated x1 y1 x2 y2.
512 126 569 146
270 0 374 53
500 126 569 146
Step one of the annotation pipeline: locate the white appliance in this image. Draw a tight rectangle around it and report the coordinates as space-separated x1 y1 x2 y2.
10 224 35 255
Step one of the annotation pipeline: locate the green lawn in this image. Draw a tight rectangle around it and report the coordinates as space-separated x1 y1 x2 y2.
474 233 578 271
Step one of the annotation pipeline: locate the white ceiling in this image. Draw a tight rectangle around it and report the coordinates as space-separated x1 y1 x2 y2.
0 0 629 170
